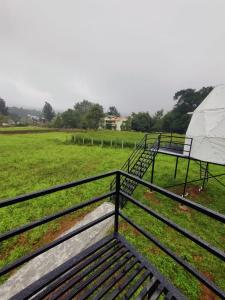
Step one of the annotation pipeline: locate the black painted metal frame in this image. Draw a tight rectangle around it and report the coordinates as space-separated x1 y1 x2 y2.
155 134 193 195
155 133 225 194
157 133 192 156
1 171 225 299
110 133 194 198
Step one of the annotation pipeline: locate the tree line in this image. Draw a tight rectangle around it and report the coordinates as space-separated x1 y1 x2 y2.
121 86 213 133
0 86 213 133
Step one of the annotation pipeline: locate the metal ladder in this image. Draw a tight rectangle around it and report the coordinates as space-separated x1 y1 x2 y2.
110 134 160 207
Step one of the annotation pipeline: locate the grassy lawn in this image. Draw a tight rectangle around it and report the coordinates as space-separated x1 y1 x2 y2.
0 126 50 131
0 131 224 299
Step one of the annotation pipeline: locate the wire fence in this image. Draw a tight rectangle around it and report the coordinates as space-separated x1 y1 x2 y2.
68 135 139 149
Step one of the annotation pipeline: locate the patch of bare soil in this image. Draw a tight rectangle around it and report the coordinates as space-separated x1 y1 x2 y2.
170 185 212 203
144 190 161 205
0 210 88 262
199 272 217 300
193 254 203 263
170 185 201 198
187 186 202 197
177 204 191 213
149 246 160 255
0 234 28 261
120 222 140 236
36 211 86 248
174 203 192 216
220 235 225 244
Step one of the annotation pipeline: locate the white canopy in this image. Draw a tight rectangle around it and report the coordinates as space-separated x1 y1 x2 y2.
185 85 225 165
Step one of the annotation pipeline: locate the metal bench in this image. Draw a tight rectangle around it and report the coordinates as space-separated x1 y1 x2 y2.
0 171 224 299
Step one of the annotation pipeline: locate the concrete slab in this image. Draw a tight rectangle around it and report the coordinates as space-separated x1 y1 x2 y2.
0 202 114 299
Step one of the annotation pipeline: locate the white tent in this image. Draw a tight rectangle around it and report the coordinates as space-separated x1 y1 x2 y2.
185 85 225 165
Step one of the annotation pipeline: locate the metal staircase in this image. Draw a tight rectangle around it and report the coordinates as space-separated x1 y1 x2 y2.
110 134 160 206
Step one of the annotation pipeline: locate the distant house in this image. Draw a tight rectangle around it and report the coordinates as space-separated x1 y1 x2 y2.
27 114 45 125
103 116 127 131
1 119 15 126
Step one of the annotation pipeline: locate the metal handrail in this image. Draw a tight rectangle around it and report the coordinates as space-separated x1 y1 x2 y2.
110 133 162 197
0 170 224 298
110 134 148 190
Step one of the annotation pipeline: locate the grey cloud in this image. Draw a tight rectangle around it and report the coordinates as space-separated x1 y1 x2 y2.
0 0 225 114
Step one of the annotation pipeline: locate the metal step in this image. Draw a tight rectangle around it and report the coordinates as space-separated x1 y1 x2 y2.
110 134 159 207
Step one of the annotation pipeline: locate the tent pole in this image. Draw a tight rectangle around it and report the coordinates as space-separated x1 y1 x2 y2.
202 162 209 190
183 157 191 196
200 161 202 179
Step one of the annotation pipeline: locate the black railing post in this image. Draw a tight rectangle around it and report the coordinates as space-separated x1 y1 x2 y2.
114 171 120 233
174 156 179 179
144 134 147 150
157 133 161 150
151 155 155 184
202 162 209 190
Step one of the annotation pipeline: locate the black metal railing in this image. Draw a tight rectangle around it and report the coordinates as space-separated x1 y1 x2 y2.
119 171 225 299
0 171 117 277
0 170 224 298
157 133 192 156
109 134 159 196
110 134 193 189
110 133 193 205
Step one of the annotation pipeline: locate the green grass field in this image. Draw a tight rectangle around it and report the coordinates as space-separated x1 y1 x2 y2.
0 126 50 131
0 131 224 299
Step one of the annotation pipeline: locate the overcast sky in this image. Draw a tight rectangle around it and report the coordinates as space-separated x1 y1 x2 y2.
0 0 225 114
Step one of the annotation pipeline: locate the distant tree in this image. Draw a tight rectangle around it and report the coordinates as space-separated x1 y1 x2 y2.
53 114 63 128
161 111 173 132
8 107 41 118
107 106 120 117
0 98 8 115
74 100 93 113
74 100 94 128
152 109 164 131
131 112 152 132
86 104 104 129
161 86 213 133
121 116 132 131
173 86 213 112
56 100 104 129
153 109 163 120
61 109 79 128
42 101 55 121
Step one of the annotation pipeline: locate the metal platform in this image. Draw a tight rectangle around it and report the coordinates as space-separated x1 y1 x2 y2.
157 148 187 158
12 234 184 300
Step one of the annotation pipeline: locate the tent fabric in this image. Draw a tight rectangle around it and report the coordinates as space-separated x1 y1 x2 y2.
185 85 225 165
